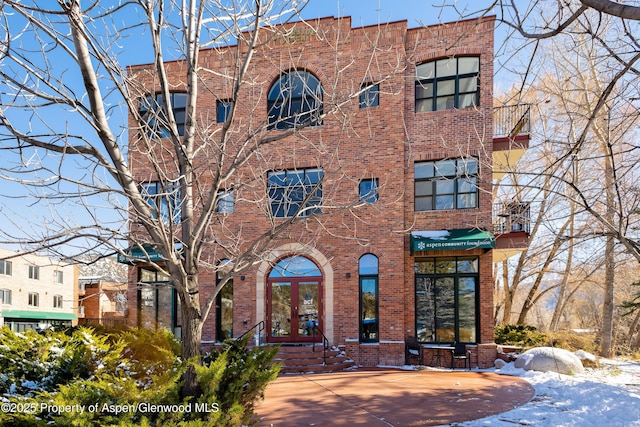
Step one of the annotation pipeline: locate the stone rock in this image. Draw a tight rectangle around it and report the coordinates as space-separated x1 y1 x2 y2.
494 358 508 369
514 347 585 374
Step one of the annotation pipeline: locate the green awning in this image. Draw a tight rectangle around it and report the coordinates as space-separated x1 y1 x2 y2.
117 244 165 264
410 228 495 253
2 310 77 321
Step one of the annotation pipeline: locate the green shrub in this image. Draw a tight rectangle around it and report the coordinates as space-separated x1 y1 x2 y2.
203 335 281 426
494 324 546 347
0 327 280 427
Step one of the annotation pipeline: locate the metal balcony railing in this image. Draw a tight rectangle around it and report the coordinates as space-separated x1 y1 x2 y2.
494 104 531 139
493 201 531 235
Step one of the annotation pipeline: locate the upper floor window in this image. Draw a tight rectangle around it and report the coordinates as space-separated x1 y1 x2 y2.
0 260 11 276
415 158 478 211
415 57 479 112
28 292 39 307
0 289 11 305
267 70 323 130
216 100 233 124
53 295 63 309
29 265 40 280
359 178 379 204
55 270 63 284
359 83 380 108
141 181 181 224
139 92 187 137
216 190 235 213
267 168 323 218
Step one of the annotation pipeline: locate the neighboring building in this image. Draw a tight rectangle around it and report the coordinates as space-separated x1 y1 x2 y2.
77 257 128 328
124 16 530 368
0 247 77 331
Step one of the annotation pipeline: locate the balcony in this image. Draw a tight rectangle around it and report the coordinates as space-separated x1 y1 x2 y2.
493 201 531 261
493 104 531 180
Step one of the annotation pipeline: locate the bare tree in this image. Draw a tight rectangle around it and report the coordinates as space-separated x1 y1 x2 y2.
0 0 405 396
485 7 640 356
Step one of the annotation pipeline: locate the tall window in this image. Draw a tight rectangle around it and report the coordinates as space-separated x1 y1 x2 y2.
267 70 323 130
216 259 234 341
415 57 479 112
55 270 64 284
359 178 379 204
0 289 11 305
216 100 233 124
141 181 181 223
138 267 180 333
359 83 380 108
139 92 187 137
267 168 323 218
414 158 478 211
29 265 39 280
0 260 12 276
359 254 379 343
28 292 39 307
53 295 63 309
216 190 235 213
415 257 478 343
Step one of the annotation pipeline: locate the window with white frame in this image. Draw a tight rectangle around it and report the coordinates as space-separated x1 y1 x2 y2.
0 289 11 305
28 265 40 280
0 260 12 276
53 295 63 309
28 292 39 307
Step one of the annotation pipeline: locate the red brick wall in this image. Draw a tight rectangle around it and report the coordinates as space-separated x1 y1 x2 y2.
126 16 498 367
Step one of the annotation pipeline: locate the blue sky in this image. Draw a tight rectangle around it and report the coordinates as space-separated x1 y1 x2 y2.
299 0 495 28
0 0 498 254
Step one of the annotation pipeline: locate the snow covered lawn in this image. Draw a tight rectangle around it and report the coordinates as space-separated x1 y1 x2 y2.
460 358 640 426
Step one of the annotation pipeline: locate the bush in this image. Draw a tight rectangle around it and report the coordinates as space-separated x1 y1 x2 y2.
203 335 281 426
0 327 280 427
543 330 599 354
494 324 546 347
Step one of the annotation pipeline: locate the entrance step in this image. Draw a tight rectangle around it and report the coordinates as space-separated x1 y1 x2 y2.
274 345 356 375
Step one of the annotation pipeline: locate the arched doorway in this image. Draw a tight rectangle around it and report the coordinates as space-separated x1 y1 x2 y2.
267 256 323 343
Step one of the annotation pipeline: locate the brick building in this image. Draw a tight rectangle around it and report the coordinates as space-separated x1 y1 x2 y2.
123 15 529 368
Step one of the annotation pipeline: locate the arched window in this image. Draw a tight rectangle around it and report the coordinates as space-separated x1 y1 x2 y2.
269 256 321 277
359 254 379 343
267 70 323 130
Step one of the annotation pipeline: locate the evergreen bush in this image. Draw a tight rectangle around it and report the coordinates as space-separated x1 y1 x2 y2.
494 324 546 347
0 327 279 426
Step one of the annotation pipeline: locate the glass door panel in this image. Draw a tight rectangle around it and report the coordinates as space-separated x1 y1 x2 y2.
270 282 291 338
298 281 319 337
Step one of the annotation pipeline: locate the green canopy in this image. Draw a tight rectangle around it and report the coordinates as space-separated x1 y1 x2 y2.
410 228 495 254
117 244 164 264
2 310 77 321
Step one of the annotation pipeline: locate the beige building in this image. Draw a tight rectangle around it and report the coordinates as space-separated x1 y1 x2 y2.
0 247 77 331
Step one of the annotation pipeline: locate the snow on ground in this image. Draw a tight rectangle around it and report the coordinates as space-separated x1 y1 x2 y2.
457 358 640 427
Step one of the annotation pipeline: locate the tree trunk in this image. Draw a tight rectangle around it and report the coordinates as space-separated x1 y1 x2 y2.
600 110 616 358
501 260 513 325
180 294 204 399
600 233 615 357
